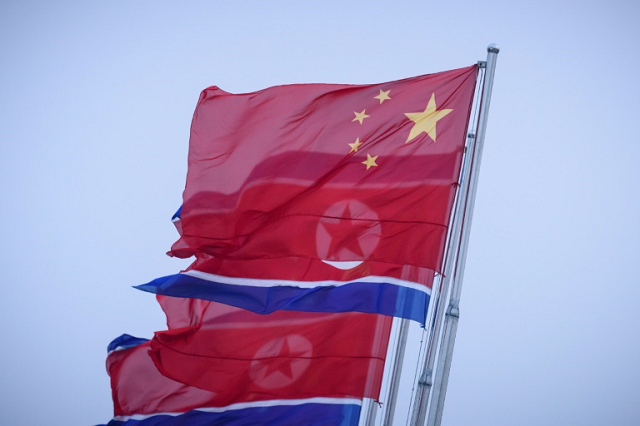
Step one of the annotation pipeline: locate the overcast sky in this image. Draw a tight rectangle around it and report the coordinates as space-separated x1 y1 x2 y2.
2 1 639 425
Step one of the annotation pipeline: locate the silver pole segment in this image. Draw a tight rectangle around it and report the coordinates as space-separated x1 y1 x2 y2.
363 399 378 426
411 57 487 421
411 67 486 424
382 318 410 426
425 43 500 426
411 131 478 426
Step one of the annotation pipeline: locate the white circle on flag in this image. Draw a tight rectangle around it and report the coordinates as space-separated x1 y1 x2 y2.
316 199 381 269
249 334 313 389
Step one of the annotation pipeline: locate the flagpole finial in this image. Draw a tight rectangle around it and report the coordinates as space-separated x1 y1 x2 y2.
487 43 500 53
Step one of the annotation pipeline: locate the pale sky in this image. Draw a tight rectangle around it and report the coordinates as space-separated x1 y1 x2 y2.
1 1 639 425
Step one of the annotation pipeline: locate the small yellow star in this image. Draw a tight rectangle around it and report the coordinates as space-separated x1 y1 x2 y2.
348 137 363 153
374 89 391 104
352 109 370 125
362 153 378 170
404 93 453 143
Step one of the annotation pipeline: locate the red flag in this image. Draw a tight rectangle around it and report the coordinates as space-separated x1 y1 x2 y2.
149 296 392 405
105 335 363 425
107 339 219 417
170 65 478 274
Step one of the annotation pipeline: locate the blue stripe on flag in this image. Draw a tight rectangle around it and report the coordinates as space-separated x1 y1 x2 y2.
171 206 181 223
135 272 429 324
103 401 361 426
107 334 149 353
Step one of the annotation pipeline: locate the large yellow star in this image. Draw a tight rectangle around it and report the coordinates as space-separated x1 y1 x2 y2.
352 109 370 125
348 137 363 153
404 93 452 143
362 153 378 170
374 89 391 104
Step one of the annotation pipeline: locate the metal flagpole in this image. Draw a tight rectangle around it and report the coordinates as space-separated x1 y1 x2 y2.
424 43 500 426
363 399 378 426
365 318 405 426
410 56 489 425
382 318 410 426
410 131 479 426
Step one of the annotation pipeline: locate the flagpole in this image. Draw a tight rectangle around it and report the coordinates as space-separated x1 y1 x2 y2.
381 318 410 425
424 43 500 426
410 131 478 426
363 399 378 426
409 64 487 425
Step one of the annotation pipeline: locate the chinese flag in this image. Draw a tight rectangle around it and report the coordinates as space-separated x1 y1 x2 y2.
149 296 393 405
170 65 478 274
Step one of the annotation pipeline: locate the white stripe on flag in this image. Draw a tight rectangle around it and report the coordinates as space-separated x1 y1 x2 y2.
184 269 432 294
112 397 363 421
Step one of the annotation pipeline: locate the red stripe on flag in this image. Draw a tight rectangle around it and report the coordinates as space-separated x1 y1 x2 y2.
150 297 392 405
